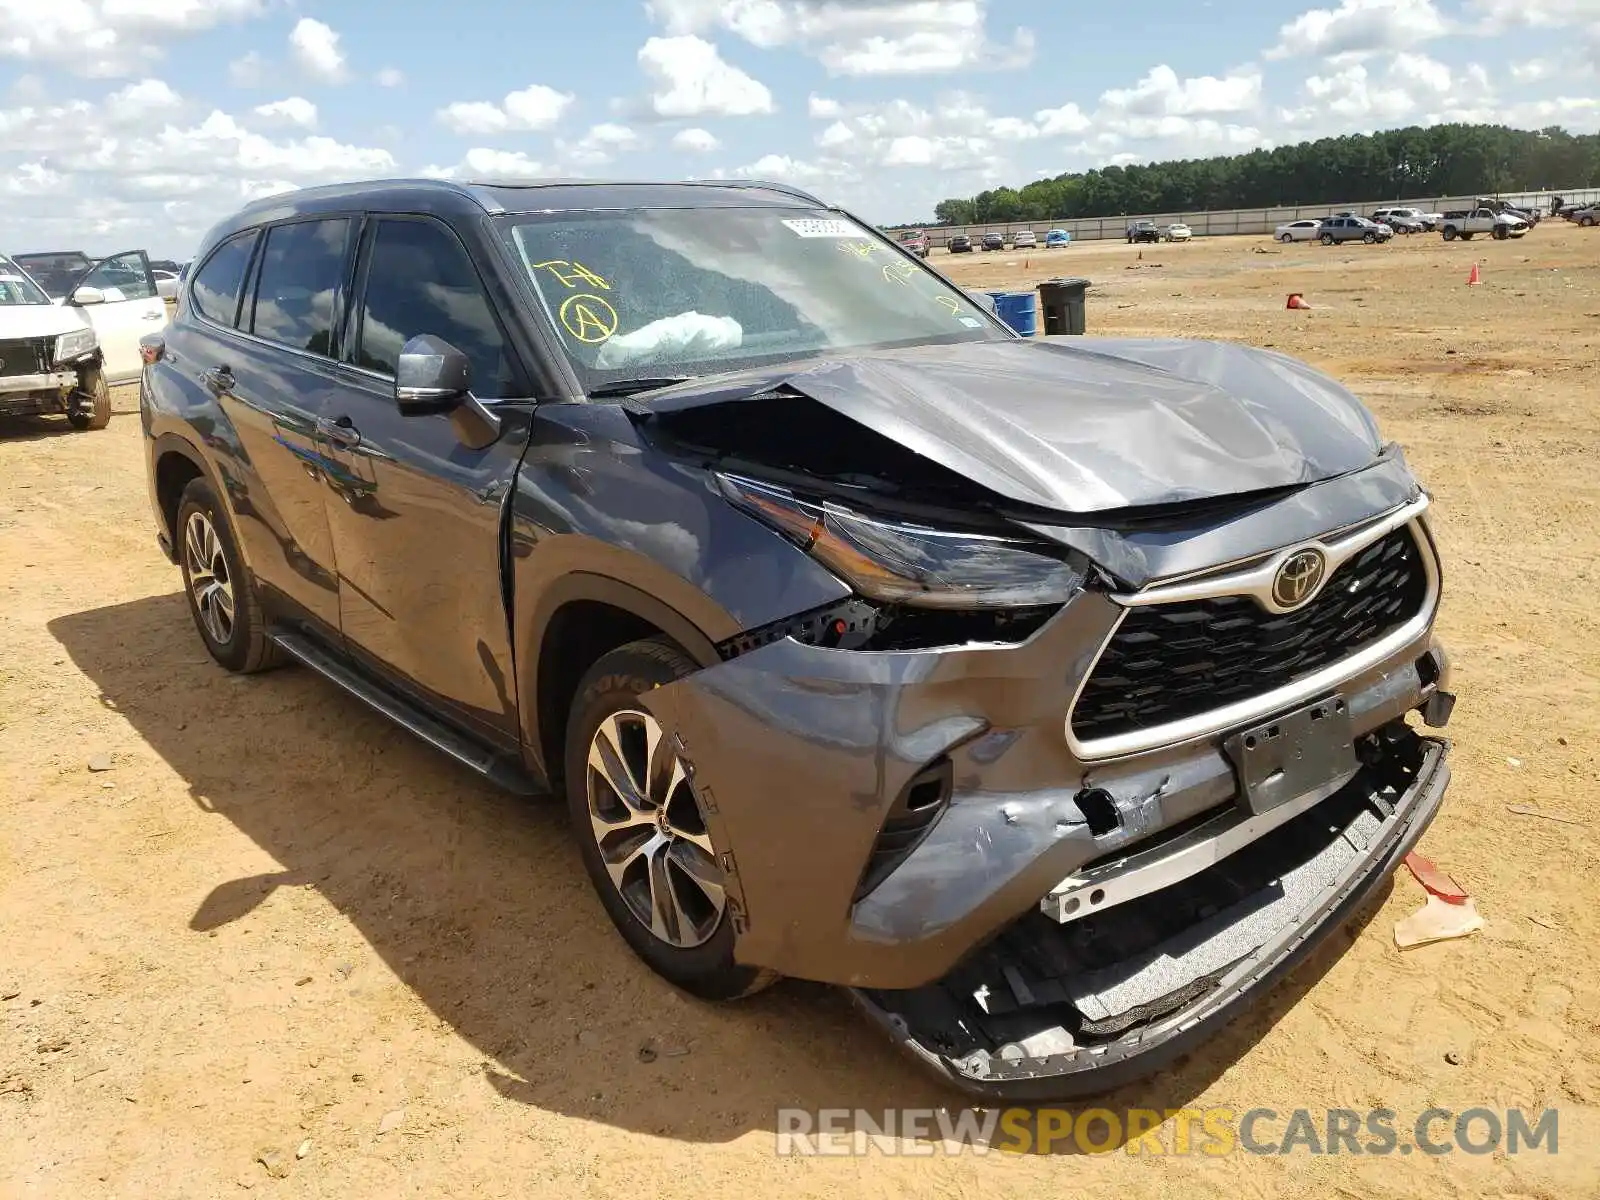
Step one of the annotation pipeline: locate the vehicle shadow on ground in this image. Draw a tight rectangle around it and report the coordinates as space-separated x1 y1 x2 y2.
50 592 1386 1148
0 403 140 443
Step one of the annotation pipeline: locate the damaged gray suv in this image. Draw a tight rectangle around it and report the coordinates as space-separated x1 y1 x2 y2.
139 178 1455 1101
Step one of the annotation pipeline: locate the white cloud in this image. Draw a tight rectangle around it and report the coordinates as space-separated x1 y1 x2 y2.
1469 0 1600 30
1267 0 1449 61
559 122 642 165
638 35 774 117
289 17 345 82
986 115 1042 141
645 0 1035 77
728 152 838 185
817 119 855 147
1034 102 1092 136
808 94 842 118
435 83 575 134
0 84 397 255
253 96 318 129
229 51 263 86
422 147 548 180
0 0 264 76
672 126 720 152
1279 51 1506 129
1100 65 1263 116
103 77 182 124
375 67 404 88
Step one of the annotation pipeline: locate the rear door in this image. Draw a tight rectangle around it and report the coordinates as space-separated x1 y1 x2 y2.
315 213 532 746
192 217 355 635
67 251 168 382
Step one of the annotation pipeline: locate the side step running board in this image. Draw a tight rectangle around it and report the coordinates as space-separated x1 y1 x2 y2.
269 630 541 796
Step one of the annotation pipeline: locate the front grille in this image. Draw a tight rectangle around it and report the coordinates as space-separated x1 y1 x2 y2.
1070 525 1430 743
0 338 50 378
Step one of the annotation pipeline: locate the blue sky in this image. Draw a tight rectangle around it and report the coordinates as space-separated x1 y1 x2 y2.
1 0 1596 258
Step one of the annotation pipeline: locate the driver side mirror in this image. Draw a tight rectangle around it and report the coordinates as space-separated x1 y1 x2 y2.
394 333 471 413
72 286 105 306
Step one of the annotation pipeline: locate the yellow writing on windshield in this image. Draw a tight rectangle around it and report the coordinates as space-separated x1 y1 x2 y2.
560 293 619 343
881 261 917 287
836 241 875 260
935 295 960 315
534 260 611 290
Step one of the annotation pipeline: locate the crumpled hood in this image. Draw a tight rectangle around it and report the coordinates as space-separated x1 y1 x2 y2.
0 303 90 340
634 337 1385 514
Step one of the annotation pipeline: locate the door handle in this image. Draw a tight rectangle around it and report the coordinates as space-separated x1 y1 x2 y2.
142 311 164 320
317 414 361 448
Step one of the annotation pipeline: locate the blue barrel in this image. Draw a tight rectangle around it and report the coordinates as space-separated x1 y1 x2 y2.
986 290 1037 336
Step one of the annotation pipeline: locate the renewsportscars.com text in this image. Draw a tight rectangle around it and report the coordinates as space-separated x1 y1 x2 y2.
774 1106 1559 1157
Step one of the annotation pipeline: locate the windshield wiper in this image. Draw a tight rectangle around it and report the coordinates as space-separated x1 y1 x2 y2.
586 377 692 399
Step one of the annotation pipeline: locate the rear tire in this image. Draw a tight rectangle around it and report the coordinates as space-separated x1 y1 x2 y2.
175 477 281 674
66 366 110 431
1582 216 1594 227
564 636 778 1002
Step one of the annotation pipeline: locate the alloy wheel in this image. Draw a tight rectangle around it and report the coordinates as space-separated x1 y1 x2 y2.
184 510 235 645
585 708 726 949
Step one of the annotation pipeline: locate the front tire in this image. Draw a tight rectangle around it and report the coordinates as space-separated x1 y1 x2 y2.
175 477 280 674
564 637 777 1002
1364 232 1377 243
1442 227 1457 240
1279 233 1293 243
1320 233 1335 245
66 366 110 431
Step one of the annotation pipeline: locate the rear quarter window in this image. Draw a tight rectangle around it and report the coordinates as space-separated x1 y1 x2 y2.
191 230 261 327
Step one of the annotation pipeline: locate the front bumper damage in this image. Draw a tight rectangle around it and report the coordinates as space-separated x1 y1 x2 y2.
0 368 78 418
853 728 1449 1101
636 484 1456 1099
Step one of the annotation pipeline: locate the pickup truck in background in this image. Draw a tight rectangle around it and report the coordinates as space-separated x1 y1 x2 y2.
1438 207 1529 240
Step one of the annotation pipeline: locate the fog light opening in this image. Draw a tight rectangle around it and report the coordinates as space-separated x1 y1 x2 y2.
1074 788 1121 837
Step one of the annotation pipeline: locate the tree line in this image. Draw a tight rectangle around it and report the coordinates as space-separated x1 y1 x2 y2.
927 124 1600 227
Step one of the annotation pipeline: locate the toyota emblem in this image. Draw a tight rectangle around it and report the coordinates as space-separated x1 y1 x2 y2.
1272 548 1327 608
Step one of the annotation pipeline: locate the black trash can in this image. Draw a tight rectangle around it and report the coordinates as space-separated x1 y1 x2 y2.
1038 277 1090 335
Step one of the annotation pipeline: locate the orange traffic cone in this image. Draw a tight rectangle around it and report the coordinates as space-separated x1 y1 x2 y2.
1286 292 1310 309
1467 262 1481 285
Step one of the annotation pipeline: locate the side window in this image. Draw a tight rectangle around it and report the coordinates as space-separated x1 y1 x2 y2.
81 252 156 302
354 219 516 397
248 219 351 357
190 231 259 327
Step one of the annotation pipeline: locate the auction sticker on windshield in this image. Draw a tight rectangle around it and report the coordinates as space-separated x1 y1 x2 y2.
782 218 861 238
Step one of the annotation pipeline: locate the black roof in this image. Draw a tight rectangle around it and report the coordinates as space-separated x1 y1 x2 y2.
205 176 835 244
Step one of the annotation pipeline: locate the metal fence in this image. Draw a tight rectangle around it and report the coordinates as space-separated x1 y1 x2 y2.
919 187 1600 244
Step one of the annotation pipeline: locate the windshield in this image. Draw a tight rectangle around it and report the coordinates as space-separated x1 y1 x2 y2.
0 256 51 305
11 253 89 299
498 206 1007 391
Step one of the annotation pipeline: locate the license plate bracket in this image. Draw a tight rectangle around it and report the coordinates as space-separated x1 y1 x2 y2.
1223 694 1358 816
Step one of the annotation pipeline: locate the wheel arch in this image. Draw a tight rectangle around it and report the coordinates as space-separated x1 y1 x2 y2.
151 432 222 561
518 571 723 788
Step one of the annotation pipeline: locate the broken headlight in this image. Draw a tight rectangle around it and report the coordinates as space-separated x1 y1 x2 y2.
53 327 98 365
717 472 1086 609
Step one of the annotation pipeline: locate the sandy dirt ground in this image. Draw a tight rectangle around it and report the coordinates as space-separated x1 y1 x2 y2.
4 224 1600 1198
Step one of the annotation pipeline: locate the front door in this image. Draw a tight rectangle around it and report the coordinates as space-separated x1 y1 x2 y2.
67 251 168 382
318 214 531 746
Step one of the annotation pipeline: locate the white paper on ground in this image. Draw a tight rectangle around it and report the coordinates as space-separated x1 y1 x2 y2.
1394 894 1486 949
